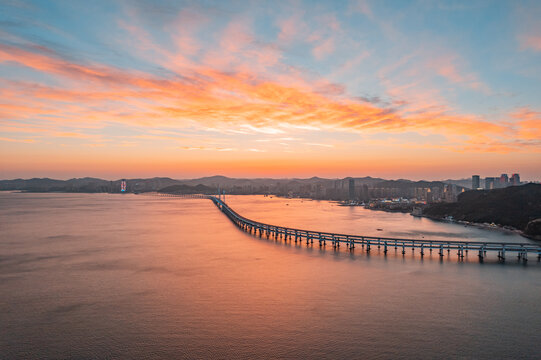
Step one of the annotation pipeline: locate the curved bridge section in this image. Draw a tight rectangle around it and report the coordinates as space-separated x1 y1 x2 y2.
210 196 541 262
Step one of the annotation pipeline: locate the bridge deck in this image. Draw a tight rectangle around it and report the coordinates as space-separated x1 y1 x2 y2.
207 196 540 262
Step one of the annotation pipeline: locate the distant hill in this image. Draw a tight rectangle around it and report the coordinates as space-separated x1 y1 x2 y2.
158 184 216 195
423 184 541 237
0 175 391 194
0 177 112 192
443 178 475 189
373 179 450 189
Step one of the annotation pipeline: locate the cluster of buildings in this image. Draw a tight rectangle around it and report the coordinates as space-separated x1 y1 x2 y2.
471 173 520 190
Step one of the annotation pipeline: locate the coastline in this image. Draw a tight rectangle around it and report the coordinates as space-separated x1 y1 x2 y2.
418 213 540 242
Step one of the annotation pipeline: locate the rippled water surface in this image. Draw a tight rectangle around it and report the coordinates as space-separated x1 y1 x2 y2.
1 192 540 359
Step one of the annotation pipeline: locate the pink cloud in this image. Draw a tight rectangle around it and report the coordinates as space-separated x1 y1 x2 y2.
429 55 490 93
519 35 541 51
313 37 335 59
348 0 373 19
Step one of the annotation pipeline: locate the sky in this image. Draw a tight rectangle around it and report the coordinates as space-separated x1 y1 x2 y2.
1 0 540 181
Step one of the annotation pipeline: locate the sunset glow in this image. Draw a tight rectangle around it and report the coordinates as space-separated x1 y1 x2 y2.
1 1 540 180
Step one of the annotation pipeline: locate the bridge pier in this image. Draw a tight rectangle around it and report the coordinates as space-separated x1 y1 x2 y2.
345 236 352 250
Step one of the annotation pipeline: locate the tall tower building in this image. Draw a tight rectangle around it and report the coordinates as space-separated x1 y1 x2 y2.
472 175 480 189
500 174 509 187
348 178 355 200
511 173 520 186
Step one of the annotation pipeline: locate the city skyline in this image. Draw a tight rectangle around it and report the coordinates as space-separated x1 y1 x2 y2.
1 1 540 180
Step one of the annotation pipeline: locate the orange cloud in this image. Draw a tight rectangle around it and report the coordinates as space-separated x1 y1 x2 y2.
0 41 534 156
512 108 541 140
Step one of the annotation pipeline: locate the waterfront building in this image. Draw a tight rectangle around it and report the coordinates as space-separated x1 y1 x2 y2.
362 184 369 202
472 175 480 189
348 178 355 200
485 177 495 190
511 173 520 186
499 173 509 187
444 184 458 202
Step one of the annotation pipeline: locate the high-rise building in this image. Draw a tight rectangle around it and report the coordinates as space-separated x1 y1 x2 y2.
362 184 369 202
472 175 480 189
120 179 127 192
485 177 495 190
511 173 520 186
500 174 509 187
444 184 458 202
348 178 355 200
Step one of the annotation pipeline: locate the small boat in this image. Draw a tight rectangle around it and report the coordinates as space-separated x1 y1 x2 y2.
377 228 383 231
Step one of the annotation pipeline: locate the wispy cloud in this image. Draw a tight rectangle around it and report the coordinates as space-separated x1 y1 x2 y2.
1 0 540 178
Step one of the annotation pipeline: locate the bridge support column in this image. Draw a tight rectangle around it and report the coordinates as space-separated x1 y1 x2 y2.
384 241 388 254
402 243 406 255
439 245 444 257
420 244 424 257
